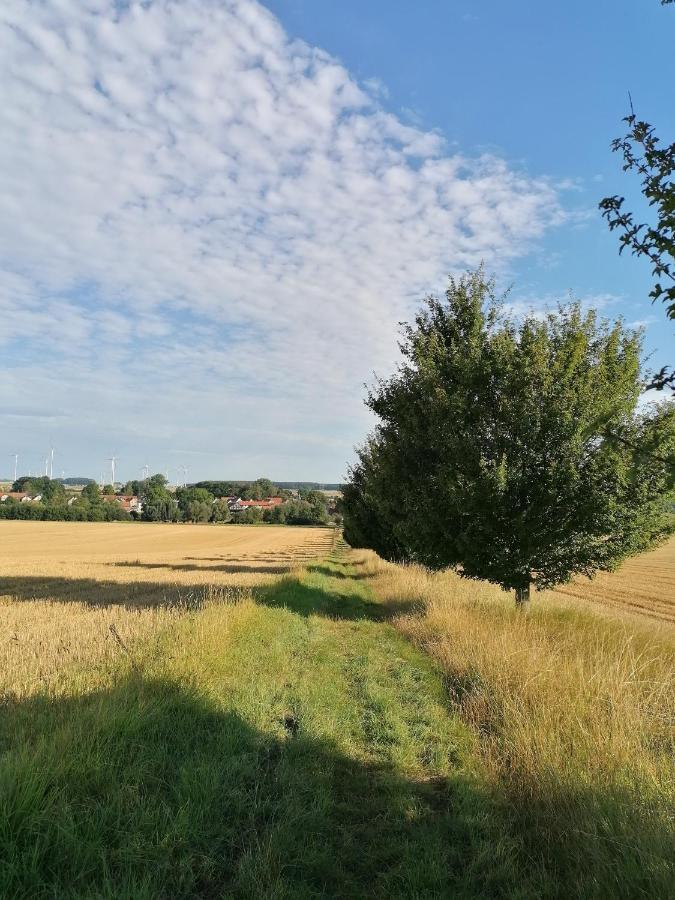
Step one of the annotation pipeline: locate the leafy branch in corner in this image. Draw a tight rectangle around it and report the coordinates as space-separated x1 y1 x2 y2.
599 111 675 318
599 2 674 391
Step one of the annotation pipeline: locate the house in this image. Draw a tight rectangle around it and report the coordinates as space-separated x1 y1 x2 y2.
0 492 37 503
119 494 143 513
101 494 143 515
227 496 285 512
241 497 284 509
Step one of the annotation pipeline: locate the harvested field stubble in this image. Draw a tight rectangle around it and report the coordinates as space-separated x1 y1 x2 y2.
545 537 675 623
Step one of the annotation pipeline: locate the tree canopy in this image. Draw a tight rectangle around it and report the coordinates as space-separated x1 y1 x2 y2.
193 481 239 498
140 475 176 522
343 269 675 603
239 479 277 500
176 487 214 523
12 475 61 498
192 479 285 499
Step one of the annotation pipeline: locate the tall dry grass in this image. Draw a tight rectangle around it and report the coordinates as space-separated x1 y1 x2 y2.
0 590 239 702
361 551 675 892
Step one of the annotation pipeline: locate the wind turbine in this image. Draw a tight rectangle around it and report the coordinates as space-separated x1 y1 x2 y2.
11 453 18 483
107 455 118 487
49 446 54 479
141 464 150 480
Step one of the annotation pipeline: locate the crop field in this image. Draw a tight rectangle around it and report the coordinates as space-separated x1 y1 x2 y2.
545 536 675 624
0 521 335 700
0 520 335 587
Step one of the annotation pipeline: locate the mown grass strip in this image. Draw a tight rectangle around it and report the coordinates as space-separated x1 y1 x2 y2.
1 556 533 899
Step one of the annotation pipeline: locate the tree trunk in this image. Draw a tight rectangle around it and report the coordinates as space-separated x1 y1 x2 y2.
515 583 531 608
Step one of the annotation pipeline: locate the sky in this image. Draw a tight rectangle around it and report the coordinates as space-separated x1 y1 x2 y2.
1 0 673 483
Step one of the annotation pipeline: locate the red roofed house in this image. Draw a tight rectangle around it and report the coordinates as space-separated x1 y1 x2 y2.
228 496 285 512
102 495 143 515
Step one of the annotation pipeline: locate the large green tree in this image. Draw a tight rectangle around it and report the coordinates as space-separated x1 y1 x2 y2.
141 475 176 522
81 482 101 504
211 498 233 523
11 476 64 501
176 487 214 523
343 270 675 604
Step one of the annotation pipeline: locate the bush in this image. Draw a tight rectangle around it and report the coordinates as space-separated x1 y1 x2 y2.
263 506 286 524
237 507 264 524
284 500 327 526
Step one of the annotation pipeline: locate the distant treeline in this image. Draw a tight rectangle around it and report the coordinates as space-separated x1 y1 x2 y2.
180 479 338 526
1 475 340 527
192 480 342 496
0 478 131 522
0 503 130 522
275 482 343 491
192 479 286 499
1 476 342 492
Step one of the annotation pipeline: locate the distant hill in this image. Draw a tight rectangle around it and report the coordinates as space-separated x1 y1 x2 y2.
59 477 96 486
1 476 96 489
192 480 343 497
275 482 343 491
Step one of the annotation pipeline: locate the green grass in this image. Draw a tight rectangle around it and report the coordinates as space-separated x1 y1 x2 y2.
0 557 533 899
5 555 670 898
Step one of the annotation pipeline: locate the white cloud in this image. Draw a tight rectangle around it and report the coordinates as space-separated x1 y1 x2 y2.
502 291 625 323
0 0 564 480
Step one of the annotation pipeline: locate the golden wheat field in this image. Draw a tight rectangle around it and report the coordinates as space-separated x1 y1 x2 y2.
0 521 335 699
545 536 675 624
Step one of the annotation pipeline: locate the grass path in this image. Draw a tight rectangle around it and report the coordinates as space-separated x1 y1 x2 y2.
0 555 528 898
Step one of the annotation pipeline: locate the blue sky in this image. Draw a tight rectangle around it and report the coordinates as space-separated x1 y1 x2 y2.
266 0 675 326
0 0 673 483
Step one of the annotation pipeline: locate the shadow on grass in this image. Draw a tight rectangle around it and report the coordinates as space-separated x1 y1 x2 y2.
5 673 667 899
182 555 305 563
0 575 222 610
110 561 297 575
308 561 379 582
0 571 419 620
253 577 386 621
307 563 352 580
253 569 421 621
0 674 516 899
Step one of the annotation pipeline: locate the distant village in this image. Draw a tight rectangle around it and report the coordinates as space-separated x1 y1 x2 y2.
0 489 145 514
0 476 342 526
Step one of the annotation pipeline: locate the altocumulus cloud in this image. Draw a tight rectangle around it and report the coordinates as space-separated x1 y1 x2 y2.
0 0 564 479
